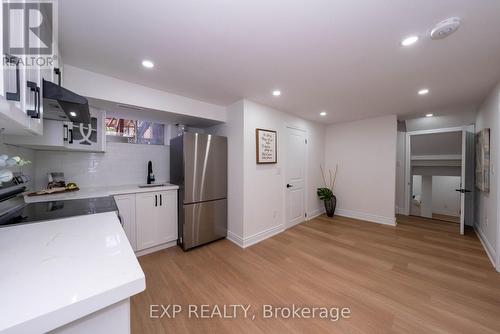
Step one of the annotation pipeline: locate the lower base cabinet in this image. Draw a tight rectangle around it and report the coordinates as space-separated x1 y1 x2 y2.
114 190 178 254
114 194 137 251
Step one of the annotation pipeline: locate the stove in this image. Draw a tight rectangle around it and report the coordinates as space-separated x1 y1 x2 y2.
0 175 118 227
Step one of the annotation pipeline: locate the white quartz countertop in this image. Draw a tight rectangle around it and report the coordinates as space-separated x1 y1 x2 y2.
24 183 179 203
0 212 145 334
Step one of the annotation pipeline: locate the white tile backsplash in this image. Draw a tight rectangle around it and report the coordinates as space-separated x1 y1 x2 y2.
34 142 170 189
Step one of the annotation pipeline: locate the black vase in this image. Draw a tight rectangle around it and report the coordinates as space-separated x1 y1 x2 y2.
324 195 337 217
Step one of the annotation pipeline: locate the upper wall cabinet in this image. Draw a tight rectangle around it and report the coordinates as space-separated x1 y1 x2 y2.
3 108 106 153
0 1 61 136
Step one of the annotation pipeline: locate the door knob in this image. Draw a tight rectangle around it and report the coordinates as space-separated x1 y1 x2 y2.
286 184 293 188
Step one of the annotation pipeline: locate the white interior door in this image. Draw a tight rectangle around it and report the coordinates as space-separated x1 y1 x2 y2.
460 125 475 234
286 127 306 228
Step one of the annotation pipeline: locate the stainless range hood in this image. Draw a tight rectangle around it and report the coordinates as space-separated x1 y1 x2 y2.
43 79 91 124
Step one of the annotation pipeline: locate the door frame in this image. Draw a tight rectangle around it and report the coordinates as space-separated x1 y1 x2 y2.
285 125 308 229
404 126 464 217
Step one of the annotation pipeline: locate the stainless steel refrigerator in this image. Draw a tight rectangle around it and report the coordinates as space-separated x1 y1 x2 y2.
170 132 227 250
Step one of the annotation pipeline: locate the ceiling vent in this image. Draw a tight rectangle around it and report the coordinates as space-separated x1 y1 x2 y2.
116 103 144 111
430 17 461 40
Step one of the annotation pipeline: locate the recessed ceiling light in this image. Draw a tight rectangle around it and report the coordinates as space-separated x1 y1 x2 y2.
272 90 281 97
142 60 154 68
425 113 434 117
320 111 327 116
69 111 77 117
418 88 430 95
401 35 419 47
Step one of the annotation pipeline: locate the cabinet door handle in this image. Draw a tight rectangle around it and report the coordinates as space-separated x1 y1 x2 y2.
26 81 39 118
160 194 162 206
4 54 20 101
155 195 158 207
36 85 41 116
63 124 68 141
68 128 73 144
54 67 61 86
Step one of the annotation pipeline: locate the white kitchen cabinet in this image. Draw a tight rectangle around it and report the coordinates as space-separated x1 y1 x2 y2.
3 109 106 152
136 190 178 252
156 190 178 244
0 0 45 136
0 1 63 136
135 192 158 250
63 109 106 152
114 194 137 251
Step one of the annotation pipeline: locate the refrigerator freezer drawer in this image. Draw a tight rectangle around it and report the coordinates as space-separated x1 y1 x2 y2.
181 199 227 250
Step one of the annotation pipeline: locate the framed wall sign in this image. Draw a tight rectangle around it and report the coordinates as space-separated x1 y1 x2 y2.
475 128 490 192
256 128 277 164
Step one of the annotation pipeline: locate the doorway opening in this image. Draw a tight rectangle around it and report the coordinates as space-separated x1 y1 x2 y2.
404 126 475 234
411 175 461 224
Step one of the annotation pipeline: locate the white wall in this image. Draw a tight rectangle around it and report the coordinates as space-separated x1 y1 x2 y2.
475 82 500 269
63 65 227 122
33 142 170 189
208 99 325 246
243 100 325 239
395 131 406 214
324 115 397 225
421 175 433 218
432 176 461 217
206 100 245 238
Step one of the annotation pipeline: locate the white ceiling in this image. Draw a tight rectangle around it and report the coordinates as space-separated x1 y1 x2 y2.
59 0 500 124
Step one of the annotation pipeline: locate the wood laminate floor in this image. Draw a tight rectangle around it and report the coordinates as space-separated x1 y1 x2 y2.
432 213 461 224
131 214 500 333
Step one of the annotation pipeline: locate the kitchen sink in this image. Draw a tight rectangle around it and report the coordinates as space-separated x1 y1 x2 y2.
138 183 168 188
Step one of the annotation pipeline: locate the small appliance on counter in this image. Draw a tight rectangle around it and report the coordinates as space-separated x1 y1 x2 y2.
47 172 66 189
170 132 228 250
0 174 118 227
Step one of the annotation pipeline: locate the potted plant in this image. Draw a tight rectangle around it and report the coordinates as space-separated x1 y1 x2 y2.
317 164 338 217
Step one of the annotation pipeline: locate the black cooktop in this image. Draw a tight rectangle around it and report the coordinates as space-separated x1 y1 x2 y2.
0 196 118 227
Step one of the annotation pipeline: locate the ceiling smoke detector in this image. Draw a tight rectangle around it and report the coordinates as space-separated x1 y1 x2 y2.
430 17 461 40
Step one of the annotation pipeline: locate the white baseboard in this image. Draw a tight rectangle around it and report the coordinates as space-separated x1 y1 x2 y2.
396 207 406 215
432 209 460 217
243 224 285 248
135 240 177 257
336 208 397 226
226 230 245 248
474 224 497 269
227 225 285 248
307 207 325 220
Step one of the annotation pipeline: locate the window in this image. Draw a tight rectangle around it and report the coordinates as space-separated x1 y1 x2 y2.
105 118 164 145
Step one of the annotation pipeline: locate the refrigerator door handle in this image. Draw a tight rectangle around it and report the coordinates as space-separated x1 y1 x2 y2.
160 194 162 206
155 195 157 207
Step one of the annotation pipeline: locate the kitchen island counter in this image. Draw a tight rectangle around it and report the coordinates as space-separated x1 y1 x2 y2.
0 212 145 334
